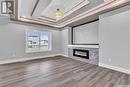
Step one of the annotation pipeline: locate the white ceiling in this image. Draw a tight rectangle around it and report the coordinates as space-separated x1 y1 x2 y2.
20 0 90 20
18 0 130 28
20 0 37 16
41 0 90 19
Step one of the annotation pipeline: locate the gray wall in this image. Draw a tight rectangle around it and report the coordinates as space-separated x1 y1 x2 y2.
0 18 61 60
73 21 99 44
99 5 130 70
60 27 72 56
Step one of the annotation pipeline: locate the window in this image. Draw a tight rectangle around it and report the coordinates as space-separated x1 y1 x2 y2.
26 30 51 53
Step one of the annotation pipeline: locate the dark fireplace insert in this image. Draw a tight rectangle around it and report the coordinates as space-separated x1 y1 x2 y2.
73 49 89 59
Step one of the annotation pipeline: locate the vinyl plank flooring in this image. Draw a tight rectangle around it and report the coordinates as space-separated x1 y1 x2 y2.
0 56 130 87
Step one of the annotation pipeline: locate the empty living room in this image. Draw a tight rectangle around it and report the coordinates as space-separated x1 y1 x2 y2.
0 0 130 87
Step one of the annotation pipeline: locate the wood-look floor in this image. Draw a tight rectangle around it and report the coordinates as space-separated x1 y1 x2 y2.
0 56 130 87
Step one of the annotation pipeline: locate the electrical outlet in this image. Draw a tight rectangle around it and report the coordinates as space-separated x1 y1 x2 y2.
108 58 111 62
12 52 16 57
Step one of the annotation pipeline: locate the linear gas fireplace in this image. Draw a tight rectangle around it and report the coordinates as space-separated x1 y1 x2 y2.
73 49 89 59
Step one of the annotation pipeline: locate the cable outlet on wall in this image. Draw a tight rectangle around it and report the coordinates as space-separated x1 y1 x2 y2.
108 58 112 62
12 52 16 57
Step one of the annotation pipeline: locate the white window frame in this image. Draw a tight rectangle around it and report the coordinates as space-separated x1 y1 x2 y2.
26 29 52 53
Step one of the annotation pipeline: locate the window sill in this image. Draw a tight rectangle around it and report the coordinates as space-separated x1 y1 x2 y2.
26 49 52 53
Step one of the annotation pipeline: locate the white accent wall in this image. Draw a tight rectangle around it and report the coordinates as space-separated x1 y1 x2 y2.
99 5 130 72
73 21 99 44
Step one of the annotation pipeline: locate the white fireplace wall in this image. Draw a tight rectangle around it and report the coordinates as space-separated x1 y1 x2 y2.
60 21 99 57
73 21 99 44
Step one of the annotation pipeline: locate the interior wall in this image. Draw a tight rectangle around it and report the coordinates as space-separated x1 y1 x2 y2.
60 27 71 56
60 21 99 56
99 5 130 71
0 18 61 61
73 21 99 44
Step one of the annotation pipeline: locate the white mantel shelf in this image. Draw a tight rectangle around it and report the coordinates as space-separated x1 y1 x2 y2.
68 45 99 48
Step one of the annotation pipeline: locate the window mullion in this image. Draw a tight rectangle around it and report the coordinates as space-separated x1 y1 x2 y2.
39 32 41 50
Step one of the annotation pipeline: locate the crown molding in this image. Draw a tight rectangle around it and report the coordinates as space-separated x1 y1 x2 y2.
17 0 129 28
19 16 58 28
57 0 116 27
39 0 89 22
39 16 56 22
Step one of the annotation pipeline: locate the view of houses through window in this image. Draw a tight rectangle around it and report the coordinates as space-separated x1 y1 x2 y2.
26 30 51 52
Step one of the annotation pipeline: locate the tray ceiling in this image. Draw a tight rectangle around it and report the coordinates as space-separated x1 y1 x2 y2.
41 0 90 20
17 0 130 28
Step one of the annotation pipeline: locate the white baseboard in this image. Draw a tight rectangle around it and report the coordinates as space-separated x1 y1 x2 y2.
0 54 61 64
60 54 69 57
99 63 130 74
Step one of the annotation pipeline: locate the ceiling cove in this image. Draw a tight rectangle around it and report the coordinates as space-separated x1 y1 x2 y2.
17 0 129 28
40 0 90 22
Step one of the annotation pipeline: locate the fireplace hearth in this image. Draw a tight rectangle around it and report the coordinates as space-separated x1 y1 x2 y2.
73 49 89 59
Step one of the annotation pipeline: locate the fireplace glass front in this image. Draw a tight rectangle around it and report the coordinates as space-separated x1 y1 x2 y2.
73 49 89 59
